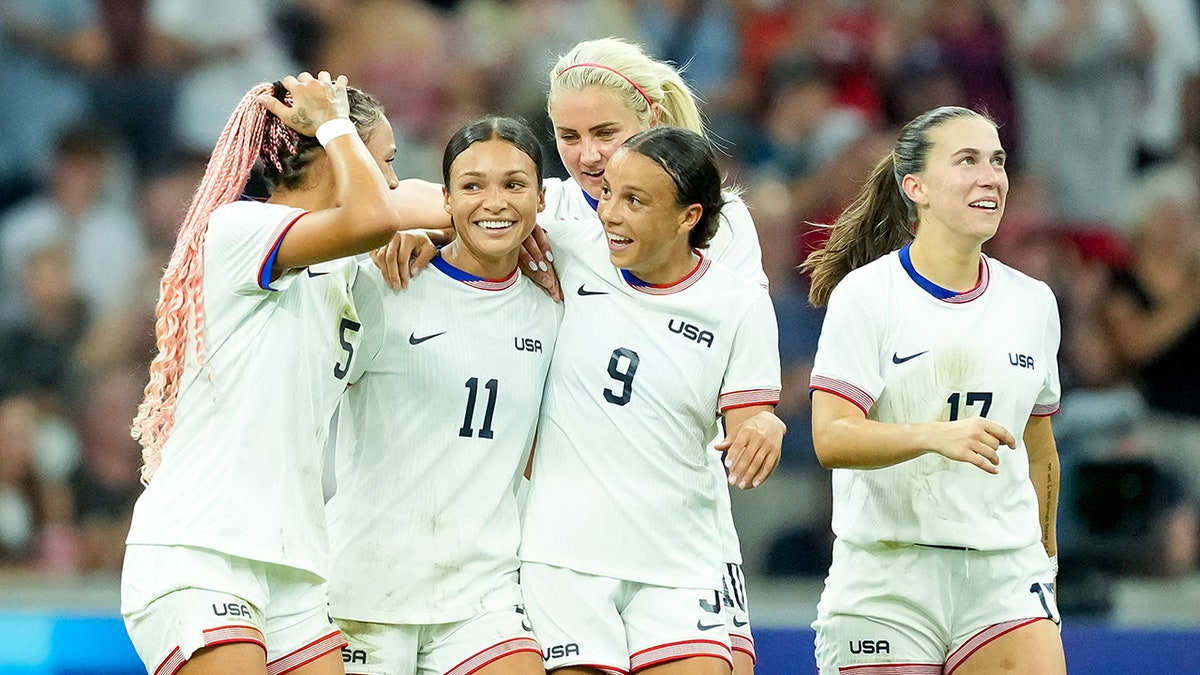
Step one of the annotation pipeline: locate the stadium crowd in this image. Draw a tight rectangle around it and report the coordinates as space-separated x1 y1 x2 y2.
2 0 1199 619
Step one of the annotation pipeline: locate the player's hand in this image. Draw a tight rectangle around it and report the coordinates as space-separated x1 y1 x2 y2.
929 418 1015 474
257 71 350 136
520 224 562 302
716 410 785 489
370 229 437 289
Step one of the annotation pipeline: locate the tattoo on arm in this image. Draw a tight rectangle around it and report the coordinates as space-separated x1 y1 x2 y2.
1043 463 1053 543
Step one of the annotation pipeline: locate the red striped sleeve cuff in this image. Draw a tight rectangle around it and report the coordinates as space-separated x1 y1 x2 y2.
719 388 781 411
809 375 874 415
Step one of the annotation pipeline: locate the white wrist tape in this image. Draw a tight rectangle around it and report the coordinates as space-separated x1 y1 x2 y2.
1049 554 1058 577
316 118 356 147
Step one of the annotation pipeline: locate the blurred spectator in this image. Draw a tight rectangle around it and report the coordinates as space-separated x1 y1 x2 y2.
88 0 182 178
71 163 200 382
1098 162 1200 501
1008 0 1154 227
0 246 90 404
69 370 144 572
0 396 41 565
0 395 80 571
918 0 1021 163
145 0 297 157
0 0 108 209
0 124 144 326
750 55 870 183
317 0 476 179
635 0 738 100
1135 0 1200 169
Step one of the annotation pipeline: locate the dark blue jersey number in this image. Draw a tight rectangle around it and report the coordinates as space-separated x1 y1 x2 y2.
333 318 361 380
947 391 993 420
460 377 498 439
603 348 640 406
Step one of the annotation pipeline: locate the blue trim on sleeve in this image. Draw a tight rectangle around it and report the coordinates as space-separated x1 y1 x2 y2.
260 243 284 291
581 188 599 212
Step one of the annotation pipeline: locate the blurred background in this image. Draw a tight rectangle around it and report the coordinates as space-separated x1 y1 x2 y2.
2 0 1199 672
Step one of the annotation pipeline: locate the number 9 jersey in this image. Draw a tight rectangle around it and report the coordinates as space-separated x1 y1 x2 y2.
809 244 1062 551
520 219 782 590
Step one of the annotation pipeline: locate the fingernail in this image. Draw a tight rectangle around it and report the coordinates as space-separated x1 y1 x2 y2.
539 261 549 272
753 479 762 488
529 261 538 271
739 481 748 489
725 458 732 468
728 474 737 485
545 251 554 262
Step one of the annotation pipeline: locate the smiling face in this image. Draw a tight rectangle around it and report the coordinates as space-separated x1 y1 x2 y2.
903 115 1007 245
443 138 544 278
550 85 651 200
597 147 700 284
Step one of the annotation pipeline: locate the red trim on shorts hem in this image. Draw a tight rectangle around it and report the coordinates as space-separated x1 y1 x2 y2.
630 639 733 672
154 646 186 675
445 637 542 675
944 617 1039 675
266 629 346 675
730 633 756 663
202 625 267 651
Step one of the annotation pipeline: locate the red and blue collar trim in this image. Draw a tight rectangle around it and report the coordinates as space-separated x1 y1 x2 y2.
431 251 519 291
898 243 988 304
620 252 709 295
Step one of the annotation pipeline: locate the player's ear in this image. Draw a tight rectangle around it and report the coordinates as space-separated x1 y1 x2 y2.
677 203 701 235
902 174 927 208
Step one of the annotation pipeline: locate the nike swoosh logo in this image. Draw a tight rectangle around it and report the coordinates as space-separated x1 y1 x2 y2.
696 620 723 631
892 350 929 364
577 284 608 296
732 617 748 627
306 268 329 277
408 331 446 345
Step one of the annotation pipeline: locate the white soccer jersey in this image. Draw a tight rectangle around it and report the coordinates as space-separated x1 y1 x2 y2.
810 245 1061 551
327 255 561 625
125 201 360 576
541 176 768 565
520 220 781 589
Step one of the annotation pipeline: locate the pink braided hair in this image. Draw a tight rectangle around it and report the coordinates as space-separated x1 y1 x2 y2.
131 83 275 483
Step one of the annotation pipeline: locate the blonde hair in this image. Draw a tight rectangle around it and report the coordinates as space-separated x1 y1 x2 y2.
549 37 705 135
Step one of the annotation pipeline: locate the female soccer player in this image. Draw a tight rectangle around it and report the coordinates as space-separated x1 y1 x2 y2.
372 39 779 671
122 72 415 675
803 105 1066 674
326 117 560 675
520 126 783 675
